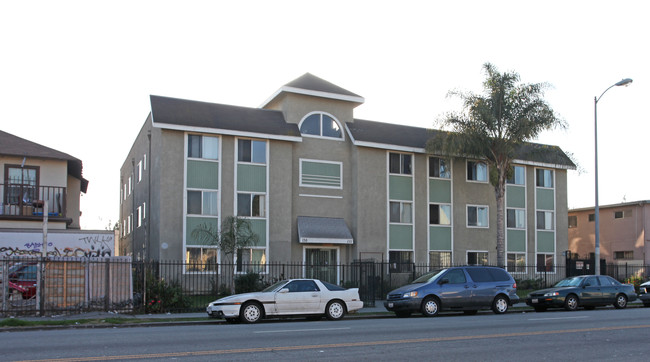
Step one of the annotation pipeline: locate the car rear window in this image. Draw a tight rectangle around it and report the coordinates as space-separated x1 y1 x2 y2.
321 281 346 291
465 268 493 282
487 268 511 282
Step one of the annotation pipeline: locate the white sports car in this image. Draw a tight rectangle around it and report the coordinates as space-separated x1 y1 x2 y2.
206 279 364 323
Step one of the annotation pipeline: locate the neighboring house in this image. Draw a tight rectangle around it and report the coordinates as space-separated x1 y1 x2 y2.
0 130 114 257
119 73 575 278
569 201 650 265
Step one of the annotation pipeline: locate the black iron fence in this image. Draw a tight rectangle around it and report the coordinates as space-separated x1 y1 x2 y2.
2 257 648 316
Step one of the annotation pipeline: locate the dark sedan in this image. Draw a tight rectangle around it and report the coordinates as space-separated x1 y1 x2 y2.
639 281 650 307
526 275 636 312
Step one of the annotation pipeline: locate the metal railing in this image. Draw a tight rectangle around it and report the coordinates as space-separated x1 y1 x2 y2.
2 257 648 316
0 184 67 218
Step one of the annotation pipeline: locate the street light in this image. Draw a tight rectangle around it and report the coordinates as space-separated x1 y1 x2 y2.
594 78 632 275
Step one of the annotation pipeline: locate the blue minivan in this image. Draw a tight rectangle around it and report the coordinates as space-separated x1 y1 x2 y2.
384 266 519 317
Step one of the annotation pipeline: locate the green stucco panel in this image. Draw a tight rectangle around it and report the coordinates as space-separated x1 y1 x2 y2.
537 231 555 252
187 160 219 190
536 188 555 211
389 175 412 201
237 164 266 192
507 229 526 252
389 224 413 249
429 226 452 250
302 161 341 188
506 185 525 208
429 179 451 203
186 217 219 246
248 219 267 247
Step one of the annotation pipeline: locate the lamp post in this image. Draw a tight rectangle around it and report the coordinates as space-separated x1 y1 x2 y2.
594 78 632 275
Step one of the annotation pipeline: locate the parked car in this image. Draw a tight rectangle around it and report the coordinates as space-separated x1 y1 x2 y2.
206 279 364 323
1 262 38 299
525 275 637 312
638 280 650 307
384 266 519 318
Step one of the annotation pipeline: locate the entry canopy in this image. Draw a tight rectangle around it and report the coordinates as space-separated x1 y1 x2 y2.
297 216 353 244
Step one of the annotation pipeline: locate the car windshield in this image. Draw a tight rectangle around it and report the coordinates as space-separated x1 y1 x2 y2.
412 269 446 284
262 280 289 293
554 277 584 287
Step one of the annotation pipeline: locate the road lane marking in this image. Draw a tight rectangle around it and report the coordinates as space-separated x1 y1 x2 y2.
254 327 351 334
528 316 589 321
17 324 650 362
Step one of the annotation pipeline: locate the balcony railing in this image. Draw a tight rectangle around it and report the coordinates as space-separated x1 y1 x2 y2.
0 184 67 219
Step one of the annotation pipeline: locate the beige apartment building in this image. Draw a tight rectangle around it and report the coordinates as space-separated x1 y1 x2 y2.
119 73 575 280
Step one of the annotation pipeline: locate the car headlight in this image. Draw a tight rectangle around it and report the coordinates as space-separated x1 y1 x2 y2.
403 291 418 298
544 292 559 297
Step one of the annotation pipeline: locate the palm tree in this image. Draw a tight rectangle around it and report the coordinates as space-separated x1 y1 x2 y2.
427 63 566 267
191 216 259 293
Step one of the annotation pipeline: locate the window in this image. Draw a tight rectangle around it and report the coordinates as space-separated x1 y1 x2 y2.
143 202 146 220
467 251 488 265
188 134 219 160
429 157 450 178
389 153 412 175
444 269 467 283
237 193 266 217
467 161 487 182
536 169 553 188
238 139 266 164
390 201 412 223
123 183 127 200
300 159 342 189
507 209 525 229
536 253 554 272
429 251 452 268
128 176 132 195
299 113 343 139
429 204 451 225
568 215 577 228
536 211 554 230
185 247 218 272
507 253 526 273
588 213 595 222
187 190 219 216
137 161 142 183
4 165 39 206
614 211 623 219
236 248 267 273
614 251 634 260
507 165 525 185
136 206 142 228
389 251 413 273
467 205 488 228
143 153 147 170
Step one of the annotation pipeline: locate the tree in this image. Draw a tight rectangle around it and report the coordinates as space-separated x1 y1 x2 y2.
191 216 259 293
427 63 565 267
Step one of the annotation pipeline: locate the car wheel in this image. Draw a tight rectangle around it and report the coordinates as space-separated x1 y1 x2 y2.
564 294 579 311
533 306 547 312
325 300 346 321
463 310 478 315
240 302 263 323
614 294 628 309
421 297 440 317
395 311 412 318
492 295 509 314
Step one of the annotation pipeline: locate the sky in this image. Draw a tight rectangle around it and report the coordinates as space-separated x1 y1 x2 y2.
1 1 648 230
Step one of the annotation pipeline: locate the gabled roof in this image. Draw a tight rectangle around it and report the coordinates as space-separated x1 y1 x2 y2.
260 73 365 108
150 95 301 141
0 130 88 192
346 119 576 169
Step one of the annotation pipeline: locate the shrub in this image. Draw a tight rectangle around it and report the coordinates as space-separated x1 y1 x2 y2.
145 274 190 313
625 275 643 293
235 272 264 294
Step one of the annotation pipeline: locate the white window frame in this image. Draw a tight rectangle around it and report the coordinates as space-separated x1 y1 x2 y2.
187 134 220 161
429 203 452 225
237 138 267 165
466 160 488 183
299 158 343 189
467 205 489 228
429 156 451 179
507 208 526 230
535 168 554 188
298 111 345 140
507 165 525 185
536 253 556 274
236 192 266 218
137 161 142 183
389 200 413 224
506 252 527 274
389 152 412 175
467 250 489 265
536 211 554 230
136 206 142 228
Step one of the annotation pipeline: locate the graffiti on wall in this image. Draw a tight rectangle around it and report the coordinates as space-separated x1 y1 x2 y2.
0 232 114 257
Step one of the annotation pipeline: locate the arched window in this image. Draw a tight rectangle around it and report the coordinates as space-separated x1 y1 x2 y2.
299 112 343 139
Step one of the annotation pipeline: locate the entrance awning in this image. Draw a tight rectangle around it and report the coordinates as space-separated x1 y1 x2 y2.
297 216 353 244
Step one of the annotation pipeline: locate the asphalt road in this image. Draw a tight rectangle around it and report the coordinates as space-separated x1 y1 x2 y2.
3 308 649 361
